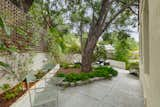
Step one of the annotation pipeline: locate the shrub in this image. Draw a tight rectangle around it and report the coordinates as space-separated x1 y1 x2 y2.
56 72 66 77
94 66 109 71
88 72 95 78
3 83 23 100
3 91 17 100
13 83 23 95
93 45 107 62
73 63 81 68
0 84 10 91
65 73 81 82
79 73 89 81
127 62 139 70
60 63 81 69
56 66 118 82
60 63 70 69
107 67 118 77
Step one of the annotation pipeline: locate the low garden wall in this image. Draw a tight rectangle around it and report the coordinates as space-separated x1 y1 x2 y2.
107 59 126 69
10 64 60 107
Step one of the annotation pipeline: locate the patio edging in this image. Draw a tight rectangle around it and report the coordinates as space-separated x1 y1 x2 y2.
56 74 112 87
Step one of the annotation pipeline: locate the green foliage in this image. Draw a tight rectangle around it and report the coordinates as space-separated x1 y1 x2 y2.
47 28 80 63
35 71 46 79
60 63 70 69
3 91 17 100
102 33 117 44
73 63 81 68
102 31 139 67
0 17 11 36
107 67 118 77
113 31 133 64
13 84 23 95
3 83 23 100
0 17 17 52
114 41 130 63
56 73 66 77
56 66 118 82
93 45 107 61
60 63 81 69
65 73 83 82
0 61 10 68
0 84 10 91
127 62 139 70
94 66 118 77
63 34 81 54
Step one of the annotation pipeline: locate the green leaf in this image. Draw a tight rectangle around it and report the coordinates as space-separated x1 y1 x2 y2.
7 46 17 52
0 61 10 68
4 24 11 36
16 28 27 36
0 17 4 28
0 17 11 36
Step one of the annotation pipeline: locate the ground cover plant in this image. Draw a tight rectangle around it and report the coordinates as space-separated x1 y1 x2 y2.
56 66 118 82
60 63 81 69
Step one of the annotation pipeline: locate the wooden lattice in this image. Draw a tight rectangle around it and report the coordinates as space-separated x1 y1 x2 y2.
0 0 27 27
0 0 34 51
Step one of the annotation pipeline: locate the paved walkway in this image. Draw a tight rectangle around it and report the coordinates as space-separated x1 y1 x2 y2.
57 68 144 107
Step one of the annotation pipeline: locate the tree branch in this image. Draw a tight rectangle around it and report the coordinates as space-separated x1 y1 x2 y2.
102 0 135 33
129 7 138 15
96 0 110 26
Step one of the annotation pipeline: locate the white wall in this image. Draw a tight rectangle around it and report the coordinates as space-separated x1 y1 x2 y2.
140 0 160 107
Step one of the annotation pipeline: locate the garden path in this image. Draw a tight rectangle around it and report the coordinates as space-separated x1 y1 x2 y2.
36 68 144 107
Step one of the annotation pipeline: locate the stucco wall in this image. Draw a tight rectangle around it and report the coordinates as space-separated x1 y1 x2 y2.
140 0 160 107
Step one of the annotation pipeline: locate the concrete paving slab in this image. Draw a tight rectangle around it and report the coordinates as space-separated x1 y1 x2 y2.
35 68 144 107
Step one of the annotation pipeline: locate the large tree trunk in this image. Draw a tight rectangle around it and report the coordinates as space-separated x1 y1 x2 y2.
81 0 111 72
81 26 101 72
81 36 98 72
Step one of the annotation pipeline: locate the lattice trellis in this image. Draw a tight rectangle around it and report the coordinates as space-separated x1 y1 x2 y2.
0 0 27 28
0 0 35 51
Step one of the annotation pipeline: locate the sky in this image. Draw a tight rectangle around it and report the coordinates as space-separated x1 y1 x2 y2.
130 31 139 42
128 25 139 42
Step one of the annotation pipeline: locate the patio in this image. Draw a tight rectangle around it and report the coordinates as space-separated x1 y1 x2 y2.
38 68 144 107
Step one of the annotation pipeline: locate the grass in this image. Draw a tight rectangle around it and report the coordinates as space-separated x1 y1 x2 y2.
56 66 118 82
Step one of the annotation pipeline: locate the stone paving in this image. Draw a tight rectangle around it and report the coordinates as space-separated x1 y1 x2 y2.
57 68 144 107
34 68 144 107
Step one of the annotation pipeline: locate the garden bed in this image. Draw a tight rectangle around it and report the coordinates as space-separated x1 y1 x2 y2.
0 64 59 107
0 82 36 107
56 65 118 87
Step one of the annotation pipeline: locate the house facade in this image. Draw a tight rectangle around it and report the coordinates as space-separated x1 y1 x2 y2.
140 0 160 107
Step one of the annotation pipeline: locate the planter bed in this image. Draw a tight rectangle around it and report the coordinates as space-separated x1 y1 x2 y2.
56 65 118 88
56 77 110 87
0 64 59 107
0 81 37 107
